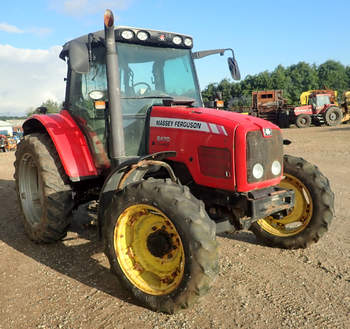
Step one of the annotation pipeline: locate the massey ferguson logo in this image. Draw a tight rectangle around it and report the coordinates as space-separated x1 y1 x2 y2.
153 118 203 130
263 128 272 136
150 117 228 136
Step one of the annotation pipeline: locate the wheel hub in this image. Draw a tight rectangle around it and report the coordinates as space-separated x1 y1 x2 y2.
257 173 313 236
329 112 337 121
147 229 173 258
19 153 42 225
114 204 185 295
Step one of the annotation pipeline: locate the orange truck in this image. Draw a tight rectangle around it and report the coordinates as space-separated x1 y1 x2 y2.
250 90 293 128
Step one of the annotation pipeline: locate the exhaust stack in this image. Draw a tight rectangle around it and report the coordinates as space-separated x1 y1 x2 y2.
104 9 126 164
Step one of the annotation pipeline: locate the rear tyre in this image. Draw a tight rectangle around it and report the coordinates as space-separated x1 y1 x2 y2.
324 107 343 126
251 154 334 249
295 114 311 128
14 133 73 243
103 178 218 313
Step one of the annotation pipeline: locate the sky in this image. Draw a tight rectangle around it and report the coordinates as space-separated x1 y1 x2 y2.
0 0 349 116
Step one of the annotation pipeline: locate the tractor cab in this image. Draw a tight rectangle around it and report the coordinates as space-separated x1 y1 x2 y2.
309 93 332 112
60 26 239 170
63 31 201 162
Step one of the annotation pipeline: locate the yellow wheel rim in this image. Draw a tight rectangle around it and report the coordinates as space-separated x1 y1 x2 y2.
257 173 313 237
114 204 185 295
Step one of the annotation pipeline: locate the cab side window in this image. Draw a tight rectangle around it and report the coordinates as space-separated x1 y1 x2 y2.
68 47 110 169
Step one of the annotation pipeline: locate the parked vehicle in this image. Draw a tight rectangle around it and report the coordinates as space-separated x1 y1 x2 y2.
0 135 7 152
250 90 292 128
0 135 16 152
247 89 348 128
14 9 334 313
341 90 350 123
5 137 17 151
293 90 343 128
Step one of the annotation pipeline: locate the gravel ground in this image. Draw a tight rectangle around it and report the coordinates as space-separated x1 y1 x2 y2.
0 125 349 328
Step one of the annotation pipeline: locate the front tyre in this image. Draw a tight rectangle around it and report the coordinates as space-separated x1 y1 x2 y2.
251 155 334 249
295 114 311 128
14 133 73 243
324 107 343 126
103 179 218 313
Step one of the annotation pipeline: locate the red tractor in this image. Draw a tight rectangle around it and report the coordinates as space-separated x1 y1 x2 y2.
293 90 343 128
14 10 334 313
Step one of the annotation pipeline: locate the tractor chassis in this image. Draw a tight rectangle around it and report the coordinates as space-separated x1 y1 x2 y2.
97 151 295 236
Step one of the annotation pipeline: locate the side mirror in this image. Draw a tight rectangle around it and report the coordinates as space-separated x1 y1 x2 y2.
192 48 241 81
228 57 241 81
69 41 90 74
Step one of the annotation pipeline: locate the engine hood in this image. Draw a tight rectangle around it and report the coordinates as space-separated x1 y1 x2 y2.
149 105 281 192
151 105 279 134
194 107 279 131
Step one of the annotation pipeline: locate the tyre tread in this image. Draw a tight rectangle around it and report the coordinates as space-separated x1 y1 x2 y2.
14 133 73 243
103 178 218 313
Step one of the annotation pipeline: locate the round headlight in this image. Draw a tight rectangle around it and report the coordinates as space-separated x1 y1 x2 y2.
137 31 149 41
252 163 264 179
271 160 282 176
184 38 192 47
121 30 134 40
173 36 182 45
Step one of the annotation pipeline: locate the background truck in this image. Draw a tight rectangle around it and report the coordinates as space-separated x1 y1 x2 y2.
14 9 334 313
250 90 292 127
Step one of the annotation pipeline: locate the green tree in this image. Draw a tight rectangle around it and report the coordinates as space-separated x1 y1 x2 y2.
27 99 62 117
201 60 349 107
217 79 232 104
317 60 348 100
285 62 319 104
201 83 218 104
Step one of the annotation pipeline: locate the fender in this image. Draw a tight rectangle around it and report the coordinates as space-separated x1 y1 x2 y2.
97 151 177 237
319 104 338 115
23 110 98 181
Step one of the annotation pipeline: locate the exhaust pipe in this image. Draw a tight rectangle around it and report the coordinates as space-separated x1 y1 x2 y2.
104 9 125 165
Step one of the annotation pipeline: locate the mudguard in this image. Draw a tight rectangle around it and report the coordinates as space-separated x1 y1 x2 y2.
97 151 177 237
23 110 98 181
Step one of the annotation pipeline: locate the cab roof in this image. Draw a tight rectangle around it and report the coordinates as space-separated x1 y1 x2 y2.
59 26 193 60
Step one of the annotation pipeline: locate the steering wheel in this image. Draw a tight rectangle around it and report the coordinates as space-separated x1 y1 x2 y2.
132 82 152 96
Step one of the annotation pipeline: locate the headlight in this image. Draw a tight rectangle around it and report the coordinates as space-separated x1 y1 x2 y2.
173 36 182 45
184 38 192 47
252 163 264 179
137 31 149 41
271 160 282 176
121 30 134 40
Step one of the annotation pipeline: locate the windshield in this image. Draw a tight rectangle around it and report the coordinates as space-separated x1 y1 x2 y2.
315 95 331 107
117 43 202 104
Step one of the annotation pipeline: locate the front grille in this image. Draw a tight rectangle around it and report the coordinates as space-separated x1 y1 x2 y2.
246 129 283 183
